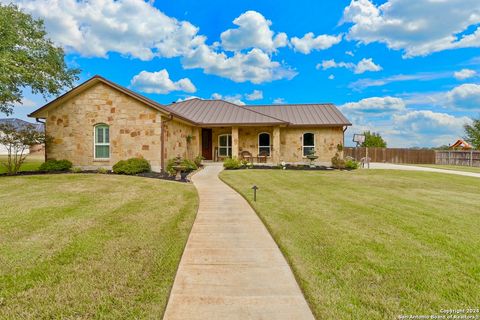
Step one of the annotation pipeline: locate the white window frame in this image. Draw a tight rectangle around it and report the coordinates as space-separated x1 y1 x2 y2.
94 124 110 160
302 132 315 157
258 132 271 156
218 134 232 157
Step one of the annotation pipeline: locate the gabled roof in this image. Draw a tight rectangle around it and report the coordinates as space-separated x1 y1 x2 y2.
0 118 44 132
248 103 351 126
28 75 193 123
165 99 287 126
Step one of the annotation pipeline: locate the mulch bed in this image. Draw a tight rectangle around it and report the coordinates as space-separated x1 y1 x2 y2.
0 170 192 183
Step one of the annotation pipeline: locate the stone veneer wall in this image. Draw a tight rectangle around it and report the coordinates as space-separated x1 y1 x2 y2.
280 127 344 163
45 83 165 171
163 120 200 161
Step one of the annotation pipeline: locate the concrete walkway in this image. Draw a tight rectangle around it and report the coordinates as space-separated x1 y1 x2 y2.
369 162 480 178
163 164 314 320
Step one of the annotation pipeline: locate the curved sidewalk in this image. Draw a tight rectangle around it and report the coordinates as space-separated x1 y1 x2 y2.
163 164 314 320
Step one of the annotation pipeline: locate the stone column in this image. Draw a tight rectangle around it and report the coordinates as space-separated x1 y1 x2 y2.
272 126 281 163
232 126 239 158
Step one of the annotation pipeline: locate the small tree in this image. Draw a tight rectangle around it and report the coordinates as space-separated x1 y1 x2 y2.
464 119 480 149
361 131 387 148
0 123 47 175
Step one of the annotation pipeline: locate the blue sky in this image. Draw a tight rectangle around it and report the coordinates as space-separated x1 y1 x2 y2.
6 0 480 147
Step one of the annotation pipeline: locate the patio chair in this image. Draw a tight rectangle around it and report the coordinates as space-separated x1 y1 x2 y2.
257 150 269 163
240 150 253 163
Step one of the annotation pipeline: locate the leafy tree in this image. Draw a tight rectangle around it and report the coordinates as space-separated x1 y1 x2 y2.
0 4 79 115
464 119 480 149
0 123 48 175
361 131 387 148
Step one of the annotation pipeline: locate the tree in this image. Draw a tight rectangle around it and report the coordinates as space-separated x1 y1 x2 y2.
464 119 480 149
0 123 48 175
0 4 79 115
361 131 387 148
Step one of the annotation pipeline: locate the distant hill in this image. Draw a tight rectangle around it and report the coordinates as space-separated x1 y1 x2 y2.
0 118 44 132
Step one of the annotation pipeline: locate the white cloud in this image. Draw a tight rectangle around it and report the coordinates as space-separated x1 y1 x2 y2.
176 96 201 102
211 93 245 105
11 0 205 61
273 98 286 104
349 71 452 90
342 0 480 57
245 90 263 101
317 58 382 74
341 96 406 115
130 70 196 94
446 83 480 110
346 51 354 57
454 69 477 80
291 33 342 54
328 74 335 80
220 11 288 52
182 45 297 84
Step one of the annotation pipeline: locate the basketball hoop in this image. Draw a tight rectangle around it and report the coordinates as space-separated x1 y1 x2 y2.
353 134 365 146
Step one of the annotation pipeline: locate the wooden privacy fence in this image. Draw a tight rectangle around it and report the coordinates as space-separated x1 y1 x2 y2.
344 147 436 164
435 150 480 167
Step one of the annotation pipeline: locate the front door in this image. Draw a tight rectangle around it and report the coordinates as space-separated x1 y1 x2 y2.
201 128 213 160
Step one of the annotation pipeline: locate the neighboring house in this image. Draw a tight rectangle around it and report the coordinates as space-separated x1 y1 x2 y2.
0 118 45 156
29 76 351 172
449 139 473 150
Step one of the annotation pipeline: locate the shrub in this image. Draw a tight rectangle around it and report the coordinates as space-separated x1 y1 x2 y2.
223 157 241 170
97 167 109 174
194 155 203 167
70 167 82 173
182 159 198 172
112 158 150 175
345 158 360 170
166 157 198 176
39 159 73 172
331 153 346 169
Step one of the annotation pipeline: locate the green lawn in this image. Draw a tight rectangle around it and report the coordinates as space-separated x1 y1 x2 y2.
220 169 480 319
0 174 198 319
411 164 480 174
0 155 44 174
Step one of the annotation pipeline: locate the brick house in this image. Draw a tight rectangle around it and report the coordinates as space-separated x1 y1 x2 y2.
29 75 351 172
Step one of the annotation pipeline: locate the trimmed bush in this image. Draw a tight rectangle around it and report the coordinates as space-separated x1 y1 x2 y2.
194 155 203 167
331 153 346 170
112 158 150 175
166 157 198 176
223 157 241 170
39 159 73 172
182 159 198 172
345 158 360 170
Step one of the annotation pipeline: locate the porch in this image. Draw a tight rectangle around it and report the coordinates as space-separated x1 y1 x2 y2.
200 126 282 164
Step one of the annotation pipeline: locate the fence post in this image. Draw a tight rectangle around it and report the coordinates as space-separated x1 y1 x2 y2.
470 151 473 167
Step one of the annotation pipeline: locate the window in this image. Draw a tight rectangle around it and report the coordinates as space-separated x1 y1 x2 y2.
303 132 315 156
258 133 271 156
218 134 232 157
94 124 110 159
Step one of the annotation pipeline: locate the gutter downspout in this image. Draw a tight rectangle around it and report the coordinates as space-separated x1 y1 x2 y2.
160 115 174 172
35 118 47 162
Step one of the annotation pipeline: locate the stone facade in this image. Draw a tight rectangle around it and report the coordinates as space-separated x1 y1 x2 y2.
163 120 200 161
44 83 165 171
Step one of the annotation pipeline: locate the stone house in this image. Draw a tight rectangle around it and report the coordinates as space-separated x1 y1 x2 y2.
29 76 351 172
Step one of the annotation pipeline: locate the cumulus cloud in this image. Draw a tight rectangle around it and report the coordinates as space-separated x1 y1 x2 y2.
341 96 406 115
273 98 286 104
454 69 477 80
317 58 382 74
10 0 205 61
220 11 288 52
245 90 263 101
342 0 480 57
349 71 451 90
446 83 480 110
291 33 342 54
182 45 297 84
130 70 196 94
211 93 245 105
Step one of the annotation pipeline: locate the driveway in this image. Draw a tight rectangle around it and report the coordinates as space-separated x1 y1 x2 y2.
163 164 314 320
369 162 480 178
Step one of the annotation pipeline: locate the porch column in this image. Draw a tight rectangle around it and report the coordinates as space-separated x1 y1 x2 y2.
272 126 281 163
232 126 239 158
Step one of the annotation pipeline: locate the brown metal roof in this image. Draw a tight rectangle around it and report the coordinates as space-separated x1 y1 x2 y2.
165 99 287 126
247 103 351 126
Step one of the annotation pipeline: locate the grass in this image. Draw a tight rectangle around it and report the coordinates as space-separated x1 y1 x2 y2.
409 164 480 174
0 155 44 174
220 169 480 319
0 174 198 319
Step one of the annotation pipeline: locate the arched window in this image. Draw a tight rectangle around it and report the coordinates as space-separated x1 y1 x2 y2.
303 132 315 156
258 133 271 156
218 134 232 157
94 124 110 159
